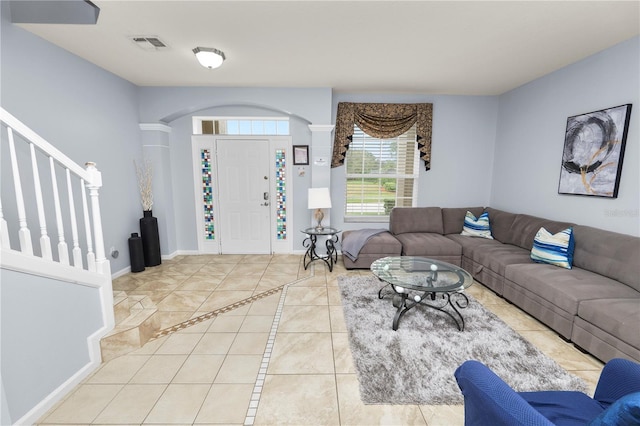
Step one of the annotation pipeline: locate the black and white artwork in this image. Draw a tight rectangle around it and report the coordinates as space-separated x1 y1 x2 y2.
558 104 632 198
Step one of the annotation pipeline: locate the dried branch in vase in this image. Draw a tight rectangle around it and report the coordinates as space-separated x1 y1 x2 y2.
134 159 153 211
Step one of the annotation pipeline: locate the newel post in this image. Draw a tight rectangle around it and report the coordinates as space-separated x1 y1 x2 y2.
85 162 108 275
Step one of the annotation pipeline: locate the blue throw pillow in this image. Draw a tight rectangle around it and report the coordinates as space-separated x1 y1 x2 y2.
461 211 493 239
530 227 575 269
589 392 640 426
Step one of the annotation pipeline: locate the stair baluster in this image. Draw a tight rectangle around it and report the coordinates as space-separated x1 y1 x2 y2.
7 127 33 255
49 157 69 265
30 143 53 260
66 168 83 268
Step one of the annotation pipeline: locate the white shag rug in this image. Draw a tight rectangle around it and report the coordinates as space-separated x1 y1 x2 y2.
338 275 588 405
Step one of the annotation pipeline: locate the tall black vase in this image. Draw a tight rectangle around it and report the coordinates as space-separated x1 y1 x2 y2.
128 232 145 273
140 210 161 267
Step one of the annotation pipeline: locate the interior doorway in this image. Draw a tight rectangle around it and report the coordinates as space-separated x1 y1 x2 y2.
191 135 292 254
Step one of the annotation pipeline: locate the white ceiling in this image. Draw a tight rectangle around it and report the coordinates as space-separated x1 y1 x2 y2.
15 1 640 95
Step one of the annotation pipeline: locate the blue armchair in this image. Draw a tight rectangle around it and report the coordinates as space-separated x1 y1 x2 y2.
454 358 640 426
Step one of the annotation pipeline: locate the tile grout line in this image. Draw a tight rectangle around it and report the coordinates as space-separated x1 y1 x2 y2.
151 284 286 338
243 264 316 426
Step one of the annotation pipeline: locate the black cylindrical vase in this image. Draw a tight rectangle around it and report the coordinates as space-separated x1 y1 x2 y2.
128 232 145 273
140 210 161 267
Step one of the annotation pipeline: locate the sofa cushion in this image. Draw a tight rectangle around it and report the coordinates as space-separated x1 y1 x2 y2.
461 211 494 239
531 227 575 269
342 231 403 269
394 233 462 257
573 225 640 292
446 234 502 258
504 264 640 316
572 316 640 364
389 207 443 235
442 207 484 235
467 242 533 277
484 208 518 243
342 230 401 255
503 214 574 251
577 298 640 351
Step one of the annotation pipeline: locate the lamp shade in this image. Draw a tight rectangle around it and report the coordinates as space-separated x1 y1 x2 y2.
308 188 332 209
193 47 226 69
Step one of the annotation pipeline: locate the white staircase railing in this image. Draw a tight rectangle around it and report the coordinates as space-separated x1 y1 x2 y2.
0 107 113 325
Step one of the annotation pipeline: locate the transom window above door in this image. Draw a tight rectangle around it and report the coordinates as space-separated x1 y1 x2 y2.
193 117 290 135
345 124 419 221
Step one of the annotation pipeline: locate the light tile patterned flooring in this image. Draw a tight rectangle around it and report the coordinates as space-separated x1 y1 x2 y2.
38 254 604 425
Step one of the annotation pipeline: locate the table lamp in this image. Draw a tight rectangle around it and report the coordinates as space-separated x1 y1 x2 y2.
308 188 332 230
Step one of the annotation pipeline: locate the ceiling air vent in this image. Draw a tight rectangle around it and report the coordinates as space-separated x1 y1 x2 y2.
129 36 169 51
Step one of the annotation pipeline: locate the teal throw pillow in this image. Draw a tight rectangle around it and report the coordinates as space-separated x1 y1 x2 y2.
461 211 493 239
530 227 575 269
589 392 640 426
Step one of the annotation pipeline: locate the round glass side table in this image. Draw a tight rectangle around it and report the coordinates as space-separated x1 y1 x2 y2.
301 227 341 272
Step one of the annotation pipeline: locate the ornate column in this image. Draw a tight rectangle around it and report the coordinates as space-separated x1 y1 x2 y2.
139 123 176 258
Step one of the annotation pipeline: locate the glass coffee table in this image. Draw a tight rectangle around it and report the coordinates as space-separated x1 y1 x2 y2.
371 256 473 331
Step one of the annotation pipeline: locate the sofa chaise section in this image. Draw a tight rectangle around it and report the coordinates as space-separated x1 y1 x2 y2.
568 225 640 361
572 298 640 363
504 263 639 339
341 230 402 269
390 207 463 266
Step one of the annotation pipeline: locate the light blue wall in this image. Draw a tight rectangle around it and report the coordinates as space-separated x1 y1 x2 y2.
492 36 640 236
0 269 102 424
330 93 499 232
1 12 145 423
1 10 144 273
137 87 332 124
137 88 333 252
138 89 498 250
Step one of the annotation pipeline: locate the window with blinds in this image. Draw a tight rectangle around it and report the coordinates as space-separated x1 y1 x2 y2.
345 124 419 219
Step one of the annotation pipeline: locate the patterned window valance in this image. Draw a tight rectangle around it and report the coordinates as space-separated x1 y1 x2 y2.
331 102 433 170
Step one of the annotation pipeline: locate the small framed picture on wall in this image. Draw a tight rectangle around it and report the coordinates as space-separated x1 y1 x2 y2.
293 145 309 165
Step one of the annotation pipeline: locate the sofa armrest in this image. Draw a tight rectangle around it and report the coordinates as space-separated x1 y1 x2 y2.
594 358 640 407
455 360 554 426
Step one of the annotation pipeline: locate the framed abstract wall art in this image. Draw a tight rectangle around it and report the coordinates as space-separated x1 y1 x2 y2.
558 104 632 198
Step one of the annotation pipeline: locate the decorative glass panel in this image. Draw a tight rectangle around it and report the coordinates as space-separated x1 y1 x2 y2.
201 149 215 240
275 149 287 240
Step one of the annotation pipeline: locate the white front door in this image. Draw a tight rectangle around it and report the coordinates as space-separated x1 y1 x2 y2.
216 139 271 254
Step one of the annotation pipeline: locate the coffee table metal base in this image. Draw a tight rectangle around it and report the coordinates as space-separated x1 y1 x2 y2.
377 282 470 331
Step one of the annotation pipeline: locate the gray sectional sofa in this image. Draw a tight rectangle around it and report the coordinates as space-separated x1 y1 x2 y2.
341 206 640 364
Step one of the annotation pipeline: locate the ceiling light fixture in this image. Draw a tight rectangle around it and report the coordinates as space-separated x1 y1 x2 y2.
193 47 226 69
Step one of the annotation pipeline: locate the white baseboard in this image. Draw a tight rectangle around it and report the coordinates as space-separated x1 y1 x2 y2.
111 265 131 279
14 326 107 425
111 250 201 278
112 249 312 279
164 250 199 259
